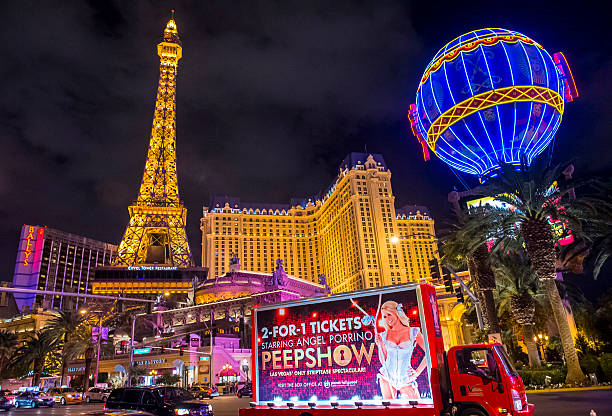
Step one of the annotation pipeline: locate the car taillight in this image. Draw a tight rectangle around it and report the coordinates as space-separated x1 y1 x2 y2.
511 389 523 411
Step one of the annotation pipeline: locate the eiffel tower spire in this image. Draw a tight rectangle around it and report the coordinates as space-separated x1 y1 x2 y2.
114 14 194 267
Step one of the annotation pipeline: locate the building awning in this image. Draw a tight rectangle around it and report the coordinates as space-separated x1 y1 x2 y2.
219 367 238 377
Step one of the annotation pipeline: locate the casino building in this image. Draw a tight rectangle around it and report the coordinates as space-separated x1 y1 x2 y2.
12 224 116 312
201 152 439 293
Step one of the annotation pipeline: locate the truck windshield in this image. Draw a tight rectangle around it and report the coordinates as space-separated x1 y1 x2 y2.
495 345 519 377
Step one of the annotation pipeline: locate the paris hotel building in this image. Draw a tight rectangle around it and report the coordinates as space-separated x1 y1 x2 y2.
200 153 439 293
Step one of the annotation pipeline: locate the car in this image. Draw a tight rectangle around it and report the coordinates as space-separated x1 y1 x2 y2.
85 411 155 416
84 387 111 403
0 390 15 409
187 386 207 400
188 385 218 400
105 386 213 416
14 391 54 408
236 383 252 398
0 395 12 411
46 387 83 405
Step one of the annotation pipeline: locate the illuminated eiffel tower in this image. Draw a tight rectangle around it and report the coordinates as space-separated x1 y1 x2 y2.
114 14 194 268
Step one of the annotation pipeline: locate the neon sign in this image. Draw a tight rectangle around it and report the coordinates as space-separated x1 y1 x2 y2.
127 266 178 271
23 226 35 266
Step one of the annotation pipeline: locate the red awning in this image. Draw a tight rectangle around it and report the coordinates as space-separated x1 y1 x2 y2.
219 367 238 377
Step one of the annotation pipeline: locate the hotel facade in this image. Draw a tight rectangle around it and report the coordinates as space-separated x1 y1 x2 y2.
201 153 439 293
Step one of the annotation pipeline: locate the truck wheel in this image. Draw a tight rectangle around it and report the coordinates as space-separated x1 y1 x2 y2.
298 413 314 416
460 408 486 416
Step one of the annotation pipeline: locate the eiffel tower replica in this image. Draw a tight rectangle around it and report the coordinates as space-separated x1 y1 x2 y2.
93 14 206 299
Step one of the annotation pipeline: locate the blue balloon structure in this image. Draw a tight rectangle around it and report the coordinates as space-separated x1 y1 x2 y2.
408 28 578 179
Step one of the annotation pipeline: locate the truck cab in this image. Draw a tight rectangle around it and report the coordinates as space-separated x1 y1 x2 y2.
446 343 534 416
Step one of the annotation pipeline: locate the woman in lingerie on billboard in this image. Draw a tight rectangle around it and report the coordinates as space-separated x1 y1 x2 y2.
375 301 428 400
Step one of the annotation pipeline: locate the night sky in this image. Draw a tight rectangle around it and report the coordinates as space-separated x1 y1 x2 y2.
1 1 610 291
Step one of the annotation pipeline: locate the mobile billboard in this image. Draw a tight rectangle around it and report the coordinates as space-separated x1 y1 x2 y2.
254 285 435 405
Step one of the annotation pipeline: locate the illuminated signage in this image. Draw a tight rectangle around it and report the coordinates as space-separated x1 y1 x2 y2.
255 287 433 405
199 356 210 361
127 266 178 271
23 226 35 266
134 348 151 354
135 358 166 366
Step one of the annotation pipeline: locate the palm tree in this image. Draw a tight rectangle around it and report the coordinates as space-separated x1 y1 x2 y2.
462 161 588 384
573 178 612 278
65 326 96 392
19 331 58 387
442 199 501 334
0 330 18 377
493 252 544 367
47 310 85 386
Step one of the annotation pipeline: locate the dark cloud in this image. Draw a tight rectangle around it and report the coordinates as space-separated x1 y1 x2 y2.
0 0 610 283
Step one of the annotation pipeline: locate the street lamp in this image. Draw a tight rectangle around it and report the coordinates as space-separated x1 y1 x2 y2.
533 333 549 363
390 236 399 244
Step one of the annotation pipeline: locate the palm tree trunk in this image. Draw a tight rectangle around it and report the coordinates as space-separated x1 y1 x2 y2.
481 289 500 333
83 347 94 391
522 218 585 384
32 359 42 387
542 278 585 384
477 291 492 331
470 246 501 334
522 324 541 368
60 358 68 386
60 333 68 386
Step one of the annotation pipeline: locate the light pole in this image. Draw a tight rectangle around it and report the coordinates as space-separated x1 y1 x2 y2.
94 315 103 386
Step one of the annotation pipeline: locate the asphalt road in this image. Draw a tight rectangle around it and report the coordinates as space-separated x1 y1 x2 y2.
530 389 612 415
3 396 251 416
5 390 610 415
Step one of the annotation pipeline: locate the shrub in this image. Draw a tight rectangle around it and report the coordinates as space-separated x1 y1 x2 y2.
599 353 612 381
518 366 566 386
580 354 600 375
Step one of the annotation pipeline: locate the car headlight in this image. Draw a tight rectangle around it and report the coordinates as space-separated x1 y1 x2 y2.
174 409 190 415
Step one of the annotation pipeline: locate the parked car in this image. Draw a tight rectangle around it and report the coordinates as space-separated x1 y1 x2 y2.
105 386 213 416
236 383 252 398
46 387 83 405
84 387 111 403
0 390 15 409
14 391 54 408
0 395 12 411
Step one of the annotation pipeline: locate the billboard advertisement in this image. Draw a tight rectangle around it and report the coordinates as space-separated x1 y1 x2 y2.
255 286 433 405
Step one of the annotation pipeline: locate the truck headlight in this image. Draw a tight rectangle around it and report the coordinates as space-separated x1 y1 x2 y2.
174 409 190 415
511 389 522 411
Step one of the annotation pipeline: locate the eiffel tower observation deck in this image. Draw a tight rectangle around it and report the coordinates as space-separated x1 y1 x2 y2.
93 14 206 298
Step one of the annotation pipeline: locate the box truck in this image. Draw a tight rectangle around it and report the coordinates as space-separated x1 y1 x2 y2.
240 283 534 416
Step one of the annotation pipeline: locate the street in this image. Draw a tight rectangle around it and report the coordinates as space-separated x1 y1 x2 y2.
4 390 611 415
530 389 612 415
4 396 252 416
